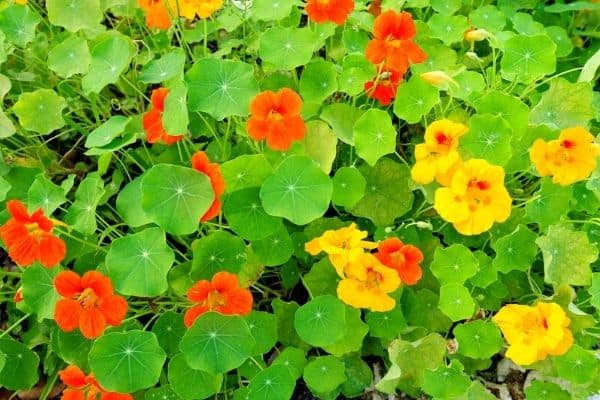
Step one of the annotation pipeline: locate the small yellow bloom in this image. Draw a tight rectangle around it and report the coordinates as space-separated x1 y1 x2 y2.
411 119 468 186
434 159 512 235
464 28 491 42
493 302 573 366
305 223 376 276
167 0 224 19
419 71 458 89
14 0 28 4
336 252 401 312
530 127 599 186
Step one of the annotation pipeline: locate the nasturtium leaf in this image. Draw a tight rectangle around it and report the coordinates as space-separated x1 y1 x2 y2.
461 114 513 166
145 386 181 400
259 27 315 70
590 273 600 311
247 365 296 400
322 307 369 357
272 347 307 380
448 71 486 102
545 2 600 12
294 295 347 347
251 225 294 266
245 311 278 356
50 330 91 370
422 361 471 399
338 54 376 96
303 257 339 297
168 353 222 400
223 188 283 240
151 311 186 357
545 26 573 57
88 331 166 392
430 244 479 285
141 164 214 235
320 103 365 145
438 283 476 321
492 225 538 273
341 355 373 398
13 89 67 135
180 312 255 374
350 158 413 226
139 50 186 84
252 0 295 21
0 4 41 47
342 28 369 54
530 78 594 129
353 109 397 167
454 320 503 359
299 60 338 103
474 91 530 136
0 338 39 390
191 230 246 280
105 227 174 297
163 80 188 135
366 306 406 340
0 108 14 139
260 155 332 226
512 13 545 35
573 182 599 213
186 58 259 121
64 175 105 234
469 251 497 288
28 174 66 215
304 120 337 174
331 167 366 208
536 225 598 286
116 176 152 228
431 0 461 14
47 0 102 31
500 35 556 83
85 116 130 148
47 36 91 78
221 154 273 192
468 6 506 31
393 76 440 124
273 301 309 350
525 179 572 230
412 43 457 74
84 131 137 155
553 345 599 384
21 265 61 321
303 356 346 394
82 32 135 94
524 380 571 400
239 358 266 380
427 14 470 45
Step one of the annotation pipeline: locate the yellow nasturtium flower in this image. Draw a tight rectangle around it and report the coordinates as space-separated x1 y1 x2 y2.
14 0 28 4
168 0 224 19
434 159 511 235
493 302 573 366
530 126 599 186
336 252 401 312
305 223 376 276
411 119 468 186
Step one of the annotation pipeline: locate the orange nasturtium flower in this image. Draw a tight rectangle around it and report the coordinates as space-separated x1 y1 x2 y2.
137 0 172 30
167 0 224 19
305 223 377 277
59 365 133 400
54 271 128 339
184 271 253 328
434 159 512 236
364 69 402 106
143 87 184 145
0 200 66 268
411 119 468 186
305 0 354 25
337 252 401 312
191 151 226 222
375 237 423 285
365 10 427 75
246 88 307 151
493 302 573 366
529 126 600 186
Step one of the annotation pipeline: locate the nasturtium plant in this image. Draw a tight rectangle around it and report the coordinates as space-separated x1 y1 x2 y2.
12 89 67 135
47 36 91 78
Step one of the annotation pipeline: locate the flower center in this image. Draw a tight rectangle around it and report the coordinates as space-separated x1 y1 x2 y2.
24 222 44 237
390 250 406 266
206 290 226 309
77 288 99 309
365 267 383 289
468 179 490 191
435 131 452 146
268 109 284 121
561 139 575 149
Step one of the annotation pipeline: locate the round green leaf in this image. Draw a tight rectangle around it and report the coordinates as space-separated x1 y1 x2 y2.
180 312 255 374
393 76 440 124
322 306 369 357
259 27 315 70
461 114 513 166
139 50 186 84
469 5 506 31
304 120 338 174
427 14 470 45
0 4 41 47
272 347 307 380
168 353 222 400
303 356 346 394
47 0 102 31
545 26 573 57
163 80 188 134
85 116 130 149
422 361 471 399
105 227 174 297
252 0 295 21
294 295 347 347
186 58 259 121
246 311 278 356
151 311 186 357
299 60 338 103
145 386 182 400
454 320 504 359
353 109 397 167
116 175 152 228
512 13 545 35
303 257 339 297
338 55 375 97
341 355 373 398
247 364 296 400
47 36 91 78
0 338 39 391
82 32 135 94
221 154 274 192
366 306 407 341
525 179 572 230
28 174 67 215
438 283 476 321
21 264 61 321
320 103 365 145
260 155 332 226
331 167 366 208
252 225 294 266
553 345 599 384
13 89 67 135
190 230 247 280
448 71 486 102
431 244 479 285
141 164 214 235
89 331 166 393
500 34 556 83
491 225 538 273
50 329 91 370
474 91 530 136
524 380 570 400
223 187 283 240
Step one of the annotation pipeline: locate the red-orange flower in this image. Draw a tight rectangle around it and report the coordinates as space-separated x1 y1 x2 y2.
137 0 171 30
191 151 226 222
364 69 402 106
184 271 253 328
0 200 66 268
59 365 133 400
375 237 423 285
246 88 307 151
365 10 427 75
142 88 184 145
305 0 354 25
54 271 128 339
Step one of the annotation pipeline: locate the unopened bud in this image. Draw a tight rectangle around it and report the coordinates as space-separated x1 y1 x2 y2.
464 28 491 42
420 71 458 88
